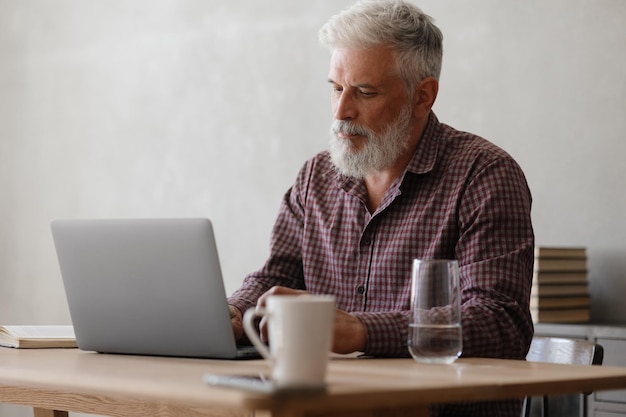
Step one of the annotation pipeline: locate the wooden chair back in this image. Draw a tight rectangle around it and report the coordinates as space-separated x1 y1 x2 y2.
523 336 604 417
526 336 603 366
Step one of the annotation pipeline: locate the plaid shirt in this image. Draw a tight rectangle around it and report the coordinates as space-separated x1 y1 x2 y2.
229 112 534 416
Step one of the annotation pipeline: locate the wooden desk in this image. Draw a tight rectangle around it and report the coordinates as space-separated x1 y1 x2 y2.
2 348 626 417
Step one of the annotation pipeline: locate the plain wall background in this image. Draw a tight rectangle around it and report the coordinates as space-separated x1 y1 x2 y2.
1 1 625 415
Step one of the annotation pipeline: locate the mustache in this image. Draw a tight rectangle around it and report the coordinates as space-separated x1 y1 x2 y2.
331 120 373 138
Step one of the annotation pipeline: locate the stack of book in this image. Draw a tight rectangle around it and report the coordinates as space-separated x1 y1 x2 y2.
531 246 590 323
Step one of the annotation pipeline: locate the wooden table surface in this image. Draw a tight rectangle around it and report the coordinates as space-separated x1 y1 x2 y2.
2 348 626 417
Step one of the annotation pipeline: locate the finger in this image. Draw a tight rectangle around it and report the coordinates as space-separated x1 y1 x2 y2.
257 286 309 308
228 306 244 341
232 322 243 341
259 316 269 343
228 305 242 321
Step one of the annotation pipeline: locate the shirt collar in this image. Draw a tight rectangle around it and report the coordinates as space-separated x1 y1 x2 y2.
405 111 440 176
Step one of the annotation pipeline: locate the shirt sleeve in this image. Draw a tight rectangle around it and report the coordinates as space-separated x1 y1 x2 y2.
455 155 535 359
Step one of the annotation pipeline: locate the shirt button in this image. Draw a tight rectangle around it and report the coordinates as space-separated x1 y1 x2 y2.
362 237 372 246
357 285 365 294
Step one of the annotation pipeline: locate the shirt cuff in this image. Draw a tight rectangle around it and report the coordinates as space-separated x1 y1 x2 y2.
352 311 411 357
227 297 256 318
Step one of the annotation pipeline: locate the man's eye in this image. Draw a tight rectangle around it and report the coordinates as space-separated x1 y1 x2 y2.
360 91 376 97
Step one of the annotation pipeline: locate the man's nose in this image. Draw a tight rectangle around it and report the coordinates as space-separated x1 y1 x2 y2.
334 92 356 121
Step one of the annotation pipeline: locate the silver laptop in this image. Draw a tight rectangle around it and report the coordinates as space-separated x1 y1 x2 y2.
51 218 258 359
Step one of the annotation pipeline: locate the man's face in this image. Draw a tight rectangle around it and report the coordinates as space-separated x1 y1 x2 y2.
327 45 415 178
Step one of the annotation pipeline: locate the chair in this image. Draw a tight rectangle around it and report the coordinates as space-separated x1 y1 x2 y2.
522 336 604 417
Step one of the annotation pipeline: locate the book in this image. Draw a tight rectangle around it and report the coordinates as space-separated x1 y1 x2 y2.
534 258 587 272
534 246 587 259
531 308 590 323
0 325 76 349
532 271 588 284
530 296 590 309
531 283 589 297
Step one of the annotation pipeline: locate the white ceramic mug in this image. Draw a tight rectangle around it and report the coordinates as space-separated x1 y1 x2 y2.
243 294 336 389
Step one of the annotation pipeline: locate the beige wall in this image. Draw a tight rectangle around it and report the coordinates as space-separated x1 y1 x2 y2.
1 1 626 415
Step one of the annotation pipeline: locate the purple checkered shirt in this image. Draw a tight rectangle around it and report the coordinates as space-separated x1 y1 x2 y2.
229 112 534 416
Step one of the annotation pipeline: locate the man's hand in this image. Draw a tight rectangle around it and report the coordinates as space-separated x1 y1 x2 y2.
332 308 368 354
228 305 244 341
256 286 368 354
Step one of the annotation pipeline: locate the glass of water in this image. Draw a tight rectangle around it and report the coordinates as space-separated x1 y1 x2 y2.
409 259 462 364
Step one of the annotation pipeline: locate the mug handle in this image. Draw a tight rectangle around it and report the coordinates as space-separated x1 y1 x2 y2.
243 307 272 361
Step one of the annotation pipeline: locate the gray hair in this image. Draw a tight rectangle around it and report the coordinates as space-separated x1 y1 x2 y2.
319 0 443 90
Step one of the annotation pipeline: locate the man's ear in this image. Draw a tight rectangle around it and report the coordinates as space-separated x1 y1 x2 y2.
413 77 439 119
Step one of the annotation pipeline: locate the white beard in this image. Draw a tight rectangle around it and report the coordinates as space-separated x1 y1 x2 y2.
328 105 413 179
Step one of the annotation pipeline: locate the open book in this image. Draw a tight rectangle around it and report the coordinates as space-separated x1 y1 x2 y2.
0 325 76 348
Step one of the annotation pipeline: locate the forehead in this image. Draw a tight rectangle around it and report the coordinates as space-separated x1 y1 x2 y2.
328 46 400 85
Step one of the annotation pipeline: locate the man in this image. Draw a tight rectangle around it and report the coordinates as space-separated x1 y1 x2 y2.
228 1 534 415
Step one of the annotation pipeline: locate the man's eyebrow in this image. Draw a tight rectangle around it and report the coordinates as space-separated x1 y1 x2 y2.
327 79 377 89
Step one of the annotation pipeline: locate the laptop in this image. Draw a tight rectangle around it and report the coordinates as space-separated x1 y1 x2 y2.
50 218 258 359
